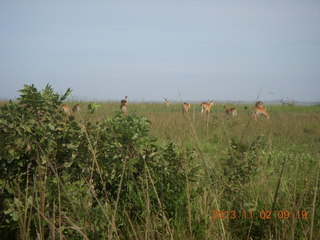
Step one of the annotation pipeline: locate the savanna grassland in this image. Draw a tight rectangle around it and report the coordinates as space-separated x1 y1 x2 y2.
0 85 319 240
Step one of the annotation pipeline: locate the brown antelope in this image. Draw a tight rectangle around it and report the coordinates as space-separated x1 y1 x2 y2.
72 104 80 113
255 101 264 108
164 98 170 106
182 102 191 114
120 96 128 114
200 100 214 115
223 105 237 117
61 104 72 116
252 101 270 120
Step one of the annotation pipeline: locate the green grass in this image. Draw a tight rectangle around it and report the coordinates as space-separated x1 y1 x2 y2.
76 101 320 153
1 98 319 239
99 102 319 237
67 101 320 239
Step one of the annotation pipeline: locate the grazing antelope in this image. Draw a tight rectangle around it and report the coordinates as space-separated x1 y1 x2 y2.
182 102 191 114
61 104 72 116
223 105 237 117
252 102 270 120
72 104 80 113
164 98 170 106
120 96 128 114
200 101 214 115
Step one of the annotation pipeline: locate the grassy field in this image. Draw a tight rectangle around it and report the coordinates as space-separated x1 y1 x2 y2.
69 101 320 239
1 92 319 240
75 101 320 153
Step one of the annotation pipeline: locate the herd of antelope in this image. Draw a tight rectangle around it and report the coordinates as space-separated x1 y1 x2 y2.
60 97 270 120
175 98 269 120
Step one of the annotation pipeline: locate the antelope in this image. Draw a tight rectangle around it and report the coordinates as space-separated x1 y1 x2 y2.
252 101 270 120
182 102 191 114
223 105 237 117
120 96 128 114
61 104 72 116
255 101 264 108
164 98 170 106
201 100 214 115
72 104 80 113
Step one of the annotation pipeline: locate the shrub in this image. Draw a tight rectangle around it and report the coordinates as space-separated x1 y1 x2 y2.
0 84 200 239
221 136 266 239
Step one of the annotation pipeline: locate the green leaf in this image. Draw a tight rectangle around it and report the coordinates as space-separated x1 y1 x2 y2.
10 212 19 222
48 123 55 130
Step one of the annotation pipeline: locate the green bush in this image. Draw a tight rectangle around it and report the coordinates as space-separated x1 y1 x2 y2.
0 84 200 239
221 136 266 239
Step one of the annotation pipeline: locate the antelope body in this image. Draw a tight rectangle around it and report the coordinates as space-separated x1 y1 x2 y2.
182 103 191 114
223 105 237 117
164 98 170 106
252 101 269 120
72 104 80 113
253 107 270 120
201 101 214 115
120 96 128 114
61 104 72 116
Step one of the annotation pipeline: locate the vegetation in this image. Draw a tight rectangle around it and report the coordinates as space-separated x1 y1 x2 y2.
0 85 319 239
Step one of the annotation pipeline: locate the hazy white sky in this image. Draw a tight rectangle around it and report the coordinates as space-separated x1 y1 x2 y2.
1 0 319 102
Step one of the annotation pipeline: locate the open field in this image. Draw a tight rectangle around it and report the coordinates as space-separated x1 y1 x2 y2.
0 88 319 240
73 101 320 155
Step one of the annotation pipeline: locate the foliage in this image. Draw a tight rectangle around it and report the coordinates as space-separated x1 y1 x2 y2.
223 136 264 186
221 136 267 239
0 84 200 239
0 84 80 237
87 102 100 114
0 85 319 239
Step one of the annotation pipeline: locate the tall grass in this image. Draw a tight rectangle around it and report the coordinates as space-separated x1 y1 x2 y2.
1 98 319 239
76 101 320 239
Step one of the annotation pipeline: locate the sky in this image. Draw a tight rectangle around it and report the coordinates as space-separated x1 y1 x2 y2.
0 0 319 102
